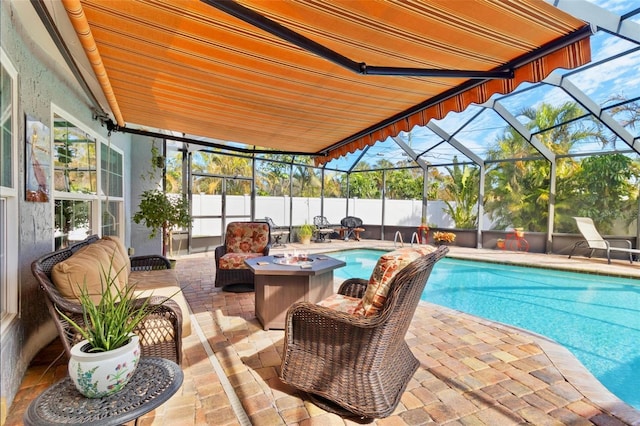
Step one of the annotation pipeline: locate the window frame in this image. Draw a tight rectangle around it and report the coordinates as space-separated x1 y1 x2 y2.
1 48 19 334
51 106 125 247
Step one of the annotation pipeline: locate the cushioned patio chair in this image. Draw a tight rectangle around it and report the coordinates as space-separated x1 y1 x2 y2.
214 221 271 291
264 217 289 247
313 216 335 242
280 245 448 421
31 236 183 364
340 216 365 241
569 217 639 264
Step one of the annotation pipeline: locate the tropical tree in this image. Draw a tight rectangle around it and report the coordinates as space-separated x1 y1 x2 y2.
256 156 292 196
567 154 640 233
485 102 608 231
346 162 382 199
441 158 479 228
291 157 321 197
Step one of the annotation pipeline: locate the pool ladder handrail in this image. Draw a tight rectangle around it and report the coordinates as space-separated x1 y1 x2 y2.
394 231 420 248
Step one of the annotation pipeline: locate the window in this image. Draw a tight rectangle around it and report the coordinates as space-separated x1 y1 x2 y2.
53 111 124 248
1 49 18 332
100 142 124 237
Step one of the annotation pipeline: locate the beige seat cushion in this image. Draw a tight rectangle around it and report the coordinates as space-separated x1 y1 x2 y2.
355 245 437 317
317 293 361 315
129 269 192 337
52 243 127 303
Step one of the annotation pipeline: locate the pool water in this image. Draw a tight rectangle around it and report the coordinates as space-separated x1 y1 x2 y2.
329 249 640 410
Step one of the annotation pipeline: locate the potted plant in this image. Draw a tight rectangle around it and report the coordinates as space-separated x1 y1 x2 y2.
133 189 192 261
58 261 164 398
297 223 314 245
432 231 456 246
496 238 505 249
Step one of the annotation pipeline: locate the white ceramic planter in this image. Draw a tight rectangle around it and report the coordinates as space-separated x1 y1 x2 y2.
69 334 141 398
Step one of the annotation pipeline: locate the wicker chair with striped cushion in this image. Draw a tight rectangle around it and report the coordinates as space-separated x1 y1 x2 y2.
280 245 448 421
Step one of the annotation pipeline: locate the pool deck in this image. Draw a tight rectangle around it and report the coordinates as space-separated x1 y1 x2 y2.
5 240 640 425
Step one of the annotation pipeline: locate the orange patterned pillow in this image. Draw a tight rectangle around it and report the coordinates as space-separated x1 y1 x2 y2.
225 222 270 253
355 246 437 317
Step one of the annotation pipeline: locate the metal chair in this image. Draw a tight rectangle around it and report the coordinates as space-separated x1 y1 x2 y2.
313 216 335 242
264 217 290 247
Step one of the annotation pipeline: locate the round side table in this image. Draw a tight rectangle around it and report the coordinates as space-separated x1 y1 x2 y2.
24 357 183 426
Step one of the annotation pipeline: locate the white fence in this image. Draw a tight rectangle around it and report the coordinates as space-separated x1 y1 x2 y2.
191 194 468 237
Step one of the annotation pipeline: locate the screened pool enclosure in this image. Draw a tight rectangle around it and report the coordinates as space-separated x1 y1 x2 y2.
147 2 639 256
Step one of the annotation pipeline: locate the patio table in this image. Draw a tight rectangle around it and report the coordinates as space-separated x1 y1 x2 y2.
23 357 183 426
246 254 345 330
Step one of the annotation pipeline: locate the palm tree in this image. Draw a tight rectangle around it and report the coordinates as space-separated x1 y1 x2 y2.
485 102 608 231
441 158 479 229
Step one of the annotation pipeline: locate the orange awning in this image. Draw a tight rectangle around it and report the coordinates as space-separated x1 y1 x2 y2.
60 0 591 164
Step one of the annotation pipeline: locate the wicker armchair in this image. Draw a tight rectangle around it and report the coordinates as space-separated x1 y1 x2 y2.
214 221 271 291
31 236 183 364
280 246 449 420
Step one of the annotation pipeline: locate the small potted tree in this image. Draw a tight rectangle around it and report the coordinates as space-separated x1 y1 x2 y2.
133 190 192 262
297 223 314 245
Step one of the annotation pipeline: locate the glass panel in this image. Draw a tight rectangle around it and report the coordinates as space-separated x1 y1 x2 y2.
603 98 640 139
255 159 290 226
432 161 480 229
461 109 540 160
191 150 252 178
356 137 419 170
255 159 290 196
101 200 121 236
225 178 251 219
497 85 588 129
191 176 221 237
100 143 123 197
0 62 12 188
323 148 364 172
535 115 620 156
484 159 549 232
166 145 184 194
566 42 640 106
53 117 97 194
291 164 321 226
54 200 92 249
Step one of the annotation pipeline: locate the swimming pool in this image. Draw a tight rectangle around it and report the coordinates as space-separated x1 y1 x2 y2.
329 249 640 410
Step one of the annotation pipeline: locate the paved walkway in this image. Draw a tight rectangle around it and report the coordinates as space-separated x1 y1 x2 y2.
5 242 640 425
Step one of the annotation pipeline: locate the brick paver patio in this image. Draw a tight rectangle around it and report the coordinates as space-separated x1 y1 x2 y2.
5 243 639 425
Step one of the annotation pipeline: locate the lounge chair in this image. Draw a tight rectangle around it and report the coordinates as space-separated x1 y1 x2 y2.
569 217 639 264
312 216 335 242
264 217 290 247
